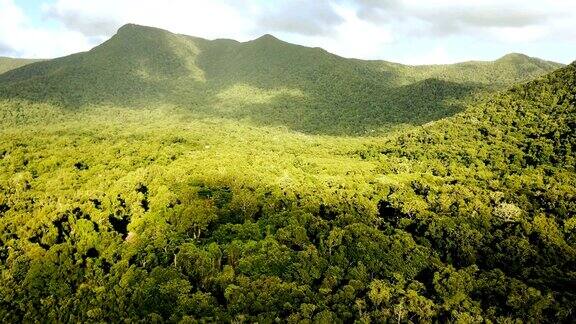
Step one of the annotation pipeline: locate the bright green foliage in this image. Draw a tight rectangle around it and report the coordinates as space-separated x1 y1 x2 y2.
0 24 575 322
0 24 562 135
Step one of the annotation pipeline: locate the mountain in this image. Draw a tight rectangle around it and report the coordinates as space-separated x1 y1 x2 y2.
347 61 576 322
0 24 563 135
379 52 562 86
0 57 44 75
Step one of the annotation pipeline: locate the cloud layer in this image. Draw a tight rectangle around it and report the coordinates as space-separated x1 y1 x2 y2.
255 0 344 36
0 0 574 64
0 0 92 58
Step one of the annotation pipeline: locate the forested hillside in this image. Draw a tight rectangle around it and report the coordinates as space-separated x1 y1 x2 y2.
0 57 43 75
0 21 574 321
0 24 562 135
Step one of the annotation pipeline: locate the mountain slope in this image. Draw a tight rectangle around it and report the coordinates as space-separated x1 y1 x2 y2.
377 53 562 87
0 57 44 75
352 61 576 317
0 25 207 107
0 24 564 135
380 60 576 166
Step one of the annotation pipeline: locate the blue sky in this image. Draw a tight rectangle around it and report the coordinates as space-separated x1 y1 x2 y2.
1 0 575 64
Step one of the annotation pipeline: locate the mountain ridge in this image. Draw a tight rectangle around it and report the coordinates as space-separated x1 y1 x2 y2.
106 23 563 67
0 23 566 135
0 57 45 75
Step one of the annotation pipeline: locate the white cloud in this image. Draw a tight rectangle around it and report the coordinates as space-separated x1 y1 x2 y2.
0 0 92 58
44 0 257 41
286 4 394 59
489 25 550 44
354 0 573 42
254 0 344 36
42 0 120 37
400 46 477 65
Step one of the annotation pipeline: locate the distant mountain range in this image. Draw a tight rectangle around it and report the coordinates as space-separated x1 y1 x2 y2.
0 57 44 75
0 24 564 134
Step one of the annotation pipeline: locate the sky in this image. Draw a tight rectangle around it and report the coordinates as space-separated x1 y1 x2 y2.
1 0 575 65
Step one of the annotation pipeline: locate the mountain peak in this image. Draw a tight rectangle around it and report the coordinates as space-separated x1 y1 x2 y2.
115 23 169 36
117 23 144 32
254 34 280 42
501 53 528 58
497 53 532 62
